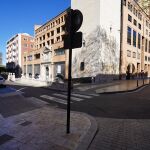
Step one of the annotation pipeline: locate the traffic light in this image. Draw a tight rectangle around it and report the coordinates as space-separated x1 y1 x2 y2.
64 9 83 49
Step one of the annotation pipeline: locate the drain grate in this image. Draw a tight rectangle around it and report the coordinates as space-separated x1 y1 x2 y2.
20 121 32 126
0 134 14 145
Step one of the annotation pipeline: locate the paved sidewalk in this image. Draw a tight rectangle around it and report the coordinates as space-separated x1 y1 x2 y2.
89 117 150 150
0 96 97 150
74 79 150 94
7 78 150 94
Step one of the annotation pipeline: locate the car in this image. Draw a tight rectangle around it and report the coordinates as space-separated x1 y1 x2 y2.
0 75 5 85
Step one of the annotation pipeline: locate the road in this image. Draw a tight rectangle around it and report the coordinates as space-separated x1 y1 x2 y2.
2 83 150 149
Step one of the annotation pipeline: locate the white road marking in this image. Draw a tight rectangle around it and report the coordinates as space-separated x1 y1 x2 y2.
16 87 27 92
40 95 69 105
71 93 92 99
53 93 83 101
87 93 99 97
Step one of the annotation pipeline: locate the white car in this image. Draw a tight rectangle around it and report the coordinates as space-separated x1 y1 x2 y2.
0 75 5 85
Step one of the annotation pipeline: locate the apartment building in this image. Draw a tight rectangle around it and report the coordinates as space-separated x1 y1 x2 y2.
22 9 68 82
120 0 150 78
6 33 34 71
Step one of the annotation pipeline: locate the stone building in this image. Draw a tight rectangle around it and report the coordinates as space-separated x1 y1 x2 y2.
71 0 121 82
22 9 68 82
71 0 150 81
120 0 150 78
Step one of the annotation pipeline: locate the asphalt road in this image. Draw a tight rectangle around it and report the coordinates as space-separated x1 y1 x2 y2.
6 83 150 119
2 83 150 149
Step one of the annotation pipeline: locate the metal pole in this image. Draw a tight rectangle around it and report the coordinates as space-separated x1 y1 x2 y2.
67 47 72 134
137 74 138 87
67 10 72 134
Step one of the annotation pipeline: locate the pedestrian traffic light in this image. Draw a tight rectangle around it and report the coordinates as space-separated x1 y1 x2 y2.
64 9 83 49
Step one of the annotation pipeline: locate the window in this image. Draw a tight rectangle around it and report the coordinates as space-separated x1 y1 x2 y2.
24 44 28 48
31 44 33 48
56 36 60 42
145 56 147 61
133 19 137 26
55 49 65 55
51 31 54 36
47 33 50 38
80 62 84 71
47 41 50 45
24 38 27 41
133 52 136 58
146 29 148 35
24 57 26 62
57 27 60 34
43 35 45 40
149 41 150 53
145 39 148 52
128 2 132 12
146 20 148 27
127 27 132 45
61 25 65 32
51 39 54 44
34 53 40 59
133 30 136 47
138 23 141 30
61 16 64 22
27 55 32 61
128 14 132 22
127 50 131 57
138 33 141 49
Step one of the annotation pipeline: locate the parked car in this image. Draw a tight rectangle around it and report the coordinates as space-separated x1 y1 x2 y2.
0 75 5 85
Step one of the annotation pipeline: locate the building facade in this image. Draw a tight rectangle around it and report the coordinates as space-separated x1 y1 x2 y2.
138 0 150 17
121 0 150 78
6 33 34 71
22 9 68 82
71 0 121 82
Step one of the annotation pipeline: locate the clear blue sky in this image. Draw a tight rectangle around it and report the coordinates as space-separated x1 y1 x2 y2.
0 0 70 65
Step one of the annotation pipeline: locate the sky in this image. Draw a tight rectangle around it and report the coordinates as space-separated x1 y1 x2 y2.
0 0 70 65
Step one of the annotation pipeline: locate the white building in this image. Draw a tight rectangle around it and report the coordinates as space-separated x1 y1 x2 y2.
6 33 34 68
71 0 121 82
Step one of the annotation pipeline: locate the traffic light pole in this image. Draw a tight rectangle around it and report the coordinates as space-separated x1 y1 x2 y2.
67 46 72 134
67 10 72 134
65 9 83 134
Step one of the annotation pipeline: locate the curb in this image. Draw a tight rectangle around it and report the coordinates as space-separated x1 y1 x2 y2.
97 84 149 94
74 112 98 150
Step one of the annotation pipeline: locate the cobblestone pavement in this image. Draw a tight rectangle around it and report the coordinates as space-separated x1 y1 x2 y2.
89 117 150 150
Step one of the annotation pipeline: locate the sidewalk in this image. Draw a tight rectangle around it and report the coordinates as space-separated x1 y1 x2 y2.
7 77 150 94
0 95 97 150
74 79 150 94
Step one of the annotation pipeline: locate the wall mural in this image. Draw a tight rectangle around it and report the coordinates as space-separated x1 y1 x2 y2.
72 25 120 81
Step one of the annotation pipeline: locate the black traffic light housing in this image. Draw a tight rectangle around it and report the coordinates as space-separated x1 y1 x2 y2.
64 9 83 49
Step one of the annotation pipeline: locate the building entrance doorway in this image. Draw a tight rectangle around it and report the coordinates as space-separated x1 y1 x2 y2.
126 63 135 79
46 66 49 80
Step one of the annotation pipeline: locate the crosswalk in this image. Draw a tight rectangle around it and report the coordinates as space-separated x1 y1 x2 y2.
40 92 99 105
